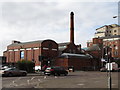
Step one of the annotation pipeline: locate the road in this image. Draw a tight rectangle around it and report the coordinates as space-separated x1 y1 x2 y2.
2 71 119 88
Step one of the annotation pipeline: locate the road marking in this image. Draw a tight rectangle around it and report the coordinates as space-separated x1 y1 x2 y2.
27 80 30 85
38 79 43 82
31 77 35 80
44 76 47 79
12 81 18 87
55 76 58 78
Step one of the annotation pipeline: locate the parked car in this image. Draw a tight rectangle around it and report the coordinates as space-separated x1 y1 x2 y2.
100 67 107 72
100 67 120 72
44 66 68 76
0 65 9 70
113 68 120 72
1 67 27 76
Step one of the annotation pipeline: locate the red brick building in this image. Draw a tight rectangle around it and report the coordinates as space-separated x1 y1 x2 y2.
55 53 99 70
102 36 120 58
87 24 120 60
3 39 58 67
87 36 120 59
86 38 103 59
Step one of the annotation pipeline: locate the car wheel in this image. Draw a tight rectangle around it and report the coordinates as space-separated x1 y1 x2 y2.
8 73 13 77
64 73 67 76
54 73 57 76
57 73 60 76
22 73 27 76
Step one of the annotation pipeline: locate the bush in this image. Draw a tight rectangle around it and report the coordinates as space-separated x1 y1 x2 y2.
17 60 35 73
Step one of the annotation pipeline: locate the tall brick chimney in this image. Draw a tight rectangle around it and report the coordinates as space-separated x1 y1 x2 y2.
70 12 74 44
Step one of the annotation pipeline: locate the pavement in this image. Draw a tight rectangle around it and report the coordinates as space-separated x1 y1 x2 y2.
1 71 119 89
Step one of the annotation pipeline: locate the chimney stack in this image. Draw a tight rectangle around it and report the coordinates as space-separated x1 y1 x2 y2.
70 12 74 44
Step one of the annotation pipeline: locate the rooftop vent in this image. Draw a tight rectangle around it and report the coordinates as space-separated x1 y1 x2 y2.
12 40 21 44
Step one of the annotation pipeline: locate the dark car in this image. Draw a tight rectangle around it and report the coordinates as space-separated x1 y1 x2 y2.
1 68 27 77
44 66 68 76
100 67 107 72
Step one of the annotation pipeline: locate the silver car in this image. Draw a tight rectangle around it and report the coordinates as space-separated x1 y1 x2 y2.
1 68 27 76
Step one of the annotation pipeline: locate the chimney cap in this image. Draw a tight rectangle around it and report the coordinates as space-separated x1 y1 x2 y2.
70 12 74 15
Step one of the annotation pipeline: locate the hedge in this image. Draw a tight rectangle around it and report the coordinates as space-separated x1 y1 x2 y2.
17 60 35 73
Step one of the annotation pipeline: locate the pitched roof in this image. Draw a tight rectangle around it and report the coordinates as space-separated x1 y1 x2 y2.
60 53 93 59
58 42 70 46
8 40 44 47
85 44 101 51
58 42 69 51
96 24 120 30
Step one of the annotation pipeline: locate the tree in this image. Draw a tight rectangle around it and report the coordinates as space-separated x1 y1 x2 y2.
17 60 35 73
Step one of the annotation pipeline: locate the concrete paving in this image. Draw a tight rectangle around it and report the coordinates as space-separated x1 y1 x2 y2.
2 71 119 88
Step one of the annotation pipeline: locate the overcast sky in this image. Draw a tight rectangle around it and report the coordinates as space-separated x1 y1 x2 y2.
0 0 119 55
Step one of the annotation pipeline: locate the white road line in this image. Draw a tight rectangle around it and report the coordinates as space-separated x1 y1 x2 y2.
55 76 58 78
44 76 47 79
31 77 35 80
12 81 18 87
27 80 30 85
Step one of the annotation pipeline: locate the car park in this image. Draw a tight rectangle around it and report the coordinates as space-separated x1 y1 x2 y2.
44 66 68 76
1 67 27 77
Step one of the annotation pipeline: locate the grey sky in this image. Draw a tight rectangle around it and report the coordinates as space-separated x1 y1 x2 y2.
0 1 118 55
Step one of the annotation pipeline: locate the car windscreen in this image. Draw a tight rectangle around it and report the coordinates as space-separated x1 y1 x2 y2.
46 67 51 70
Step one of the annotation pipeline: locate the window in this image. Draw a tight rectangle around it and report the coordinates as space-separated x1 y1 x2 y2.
114 45 116 47
114 45 118 50
43 47 49 50
20 51 24 59
14 49 18 51
52 49 57 51
114 51 118 56
20 48 25 51
8 50 13 51
26 48 31 50
33 47 39 50
114 30 117 32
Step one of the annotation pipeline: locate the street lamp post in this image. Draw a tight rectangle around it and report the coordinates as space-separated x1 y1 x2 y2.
105 46 112 90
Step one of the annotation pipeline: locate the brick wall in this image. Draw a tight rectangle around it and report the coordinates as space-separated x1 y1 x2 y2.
55 57 98 70
62 43 79 54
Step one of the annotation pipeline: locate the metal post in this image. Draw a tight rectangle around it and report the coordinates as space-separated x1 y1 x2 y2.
108 60 112 90
106 47 112 90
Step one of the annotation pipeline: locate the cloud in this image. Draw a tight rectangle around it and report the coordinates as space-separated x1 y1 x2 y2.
0 1 118 55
